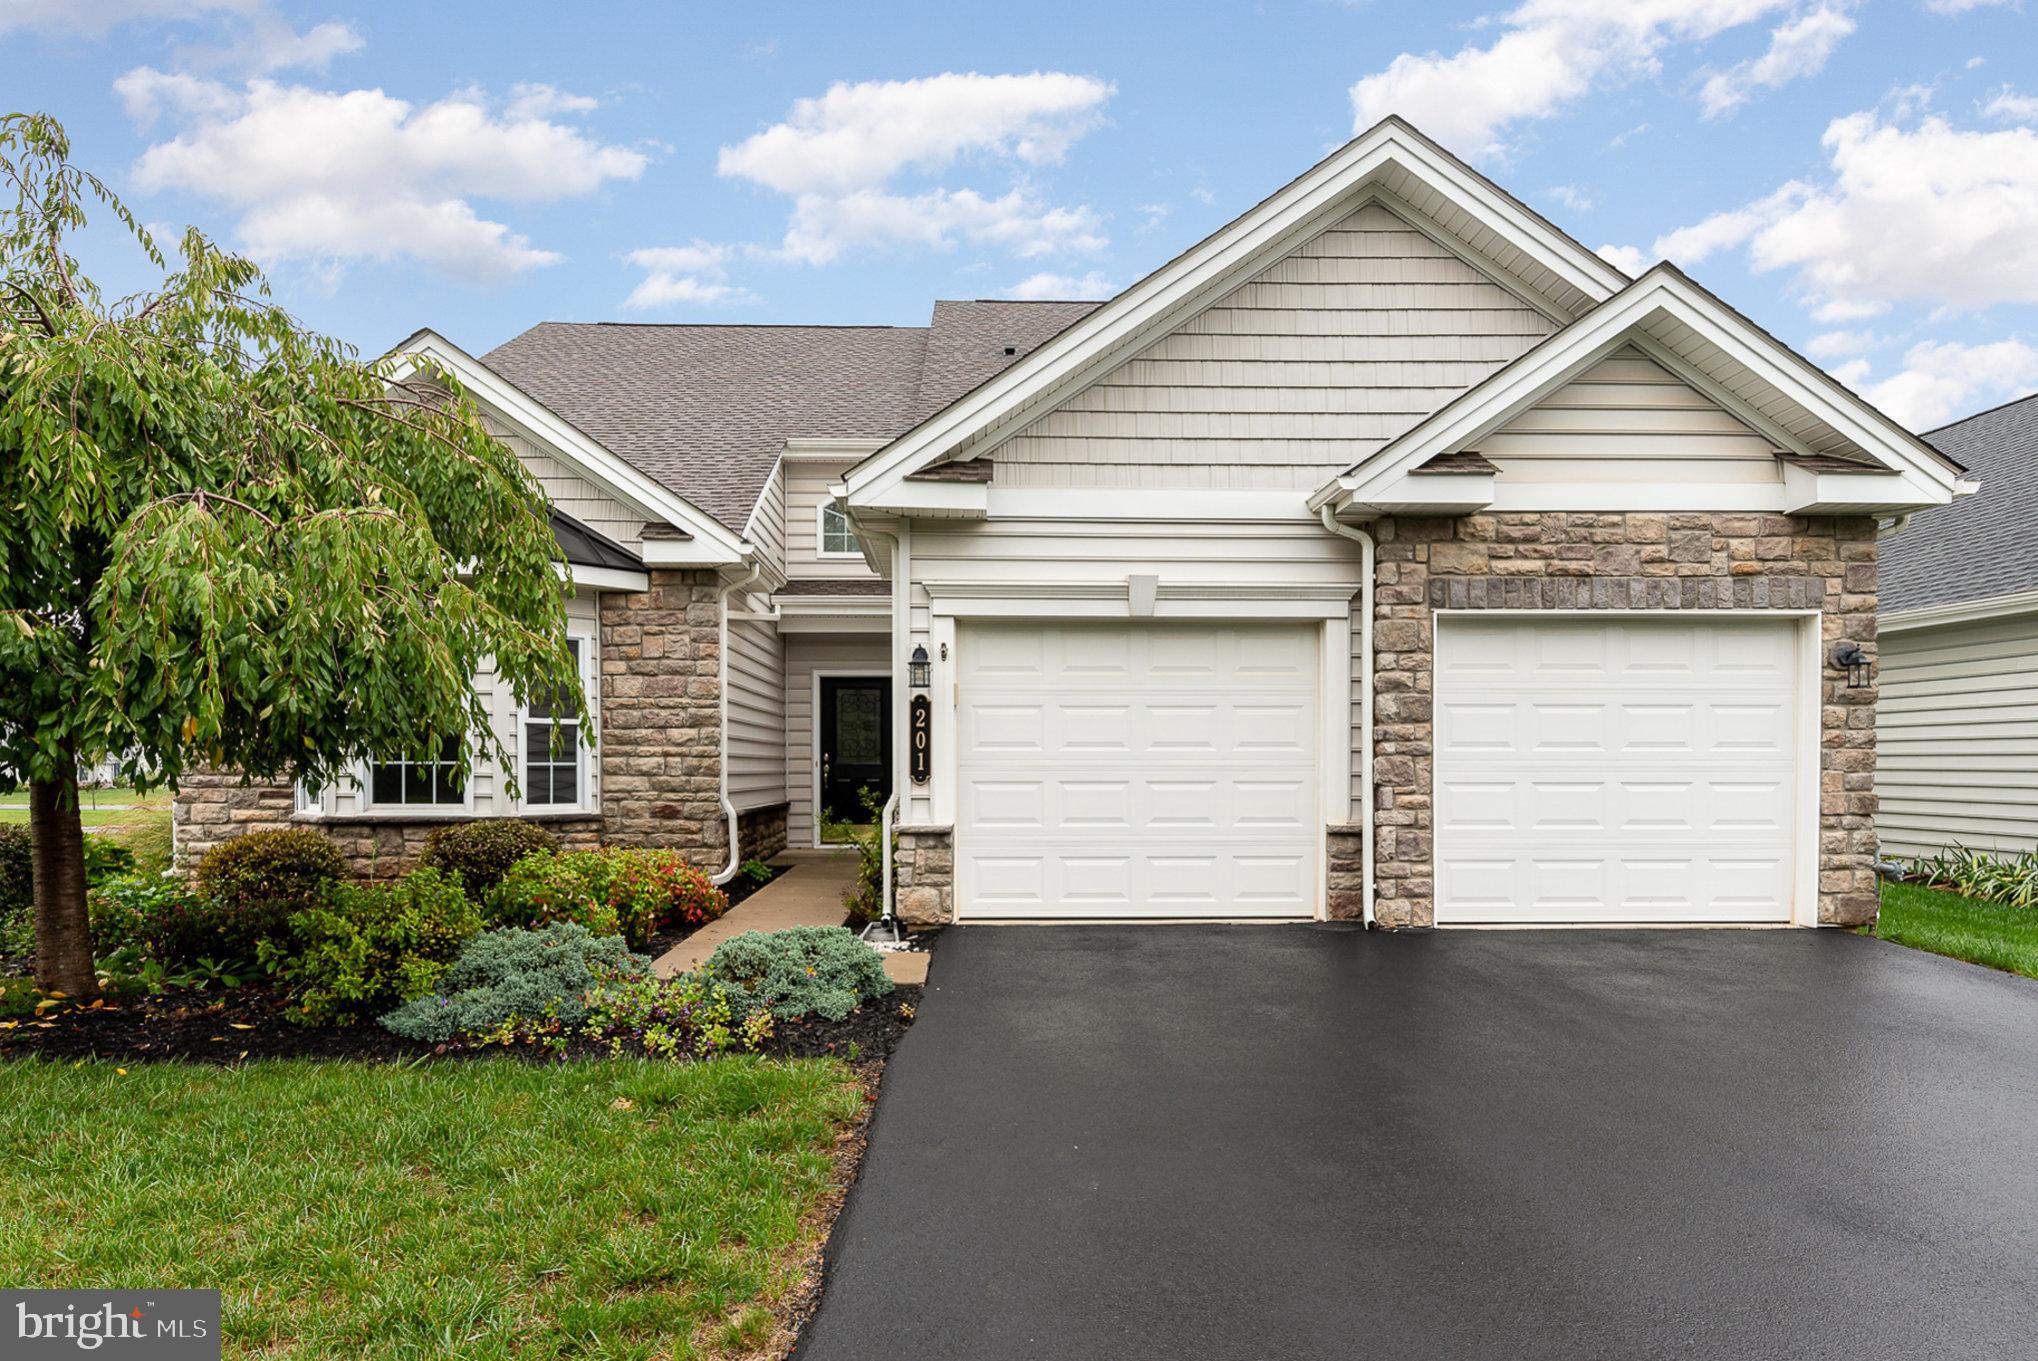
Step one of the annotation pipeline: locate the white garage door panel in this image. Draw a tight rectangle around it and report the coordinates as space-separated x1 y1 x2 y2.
959 623 1319 918
1436 617 1800 924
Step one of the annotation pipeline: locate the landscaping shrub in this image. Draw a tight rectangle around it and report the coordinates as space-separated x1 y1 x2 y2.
602 849 728 950
704 925 893 1022
0 825 31 918
381 923 647 1043
87 874 210 961
486 849 620 938
1901 846 2038 908
121 816 175 878
418 819 559 899
81 834 133 885
278 868 482 1026
196 828 347 954
574 967 774 1058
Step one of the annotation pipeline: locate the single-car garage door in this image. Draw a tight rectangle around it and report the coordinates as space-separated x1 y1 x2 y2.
958 622 1319 919
1434 615 1803 925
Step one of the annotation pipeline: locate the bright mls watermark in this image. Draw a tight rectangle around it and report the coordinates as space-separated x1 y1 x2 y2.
3 1291 219 1358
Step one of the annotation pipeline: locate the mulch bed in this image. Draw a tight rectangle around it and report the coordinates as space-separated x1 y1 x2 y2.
639 860 789 959
0 978 918 1068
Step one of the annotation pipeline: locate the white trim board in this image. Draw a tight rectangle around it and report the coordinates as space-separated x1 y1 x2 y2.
1881 589 2038 634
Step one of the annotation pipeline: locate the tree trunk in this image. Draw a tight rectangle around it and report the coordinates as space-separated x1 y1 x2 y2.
30 760 97 997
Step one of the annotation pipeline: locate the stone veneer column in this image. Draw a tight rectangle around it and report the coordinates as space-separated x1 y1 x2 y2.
599 569 729 865
894 824 955 926
1368 512 1879 928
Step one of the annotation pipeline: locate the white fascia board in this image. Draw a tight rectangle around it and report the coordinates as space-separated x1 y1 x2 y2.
1779 462 1948 515
783 438 890 461
561 564 650 593
1342 471 1495 518
860 479 989 517
986 488 1318 522
1882 588 2038 634
390 330 749 563
640 537 750 567
1316 271 1964 513
844 121 1622 508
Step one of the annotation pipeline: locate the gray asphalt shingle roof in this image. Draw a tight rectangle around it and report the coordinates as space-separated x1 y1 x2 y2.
1880 392 2038 614
481 300 1098 532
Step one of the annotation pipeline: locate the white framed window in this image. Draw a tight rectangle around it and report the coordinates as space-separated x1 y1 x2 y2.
817 502 861 557
368 735 467 808
521 635 590 809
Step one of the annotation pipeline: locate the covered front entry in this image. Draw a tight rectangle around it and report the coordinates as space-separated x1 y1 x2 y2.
955 621 1320 919
1433 613 1807 924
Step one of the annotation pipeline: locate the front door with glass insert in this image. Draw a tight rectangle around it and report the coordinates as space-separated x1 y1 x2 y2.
819 677 891 825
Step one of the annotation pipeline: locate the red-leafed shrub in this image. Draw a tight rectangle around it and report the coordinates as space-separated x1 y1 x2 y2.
602 849 729 951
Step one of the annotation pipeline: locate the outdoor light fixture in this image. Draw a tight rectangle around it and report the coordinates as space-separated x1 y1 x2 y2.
1830 640 1872 689
908 644 931 689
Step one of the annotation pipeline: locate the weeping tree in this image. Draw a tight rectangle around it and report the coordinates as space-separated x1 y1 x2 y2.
0 113 585 995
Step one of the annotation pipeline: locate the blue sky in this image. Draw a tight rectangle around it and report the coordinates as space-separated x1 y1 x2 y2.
5 0 2035 429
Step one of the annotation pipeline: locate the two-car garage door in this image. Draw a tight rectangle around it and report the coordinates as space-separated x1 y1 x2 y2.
957 622 1319 919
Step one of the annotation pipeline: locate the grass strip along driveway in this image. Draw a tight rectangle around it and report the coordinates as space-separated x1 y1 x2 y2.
1874 880 2038 981
0 1057 863 1359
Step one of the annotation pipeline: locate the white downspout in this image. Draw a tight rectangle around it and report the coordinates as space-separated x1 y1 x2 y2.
711 559 763 886
857 525 905 929
1320 504 1377 929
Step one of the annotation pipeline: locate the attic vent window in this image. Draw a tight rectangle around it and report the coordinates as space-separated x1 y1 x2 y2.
1002 345 1017 356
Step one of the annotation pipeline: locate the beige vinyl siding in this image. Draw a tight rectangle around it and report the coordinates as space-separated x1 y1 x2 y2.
745 459 788 577
728 604 786 813
993 201 1556 490
489 424 646 553
785 633 892 845
1877 613 2038 858
786 458 882 579
1483 347 1780 484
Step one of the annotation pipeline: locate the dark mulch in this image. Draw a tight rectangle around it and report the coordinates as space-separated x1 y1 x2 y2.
0 979 920 1068
640 861 789 959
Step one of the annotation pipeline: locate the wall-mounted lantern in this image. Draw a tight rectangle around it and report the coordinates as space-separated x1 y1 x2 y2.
908 644 931 689
1829 640 1873 689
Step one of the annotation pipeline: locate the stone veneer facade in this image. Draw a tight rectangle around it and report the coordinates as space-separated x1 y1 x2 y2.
1362 511 1879 928
894 825 955 927
173 567 789 878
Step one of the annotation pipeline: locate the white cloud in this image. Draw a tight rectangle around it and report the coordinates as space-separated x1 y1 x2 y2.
1138 201 1172 231
1985 88 2038 121
1925 0 2016 13
1851 338 2038 429
121 75 646 282
1547 183 1595 212
1190 185 1217 206
1001 270 1115 300
506 83 598 120
1651 110 2038 316
717 72 1115 266
1806 328 1880 357
1596 243 1649 274
2 0 359 73
1698 3 1856 119
621 241 757 310
1348 0 1796 159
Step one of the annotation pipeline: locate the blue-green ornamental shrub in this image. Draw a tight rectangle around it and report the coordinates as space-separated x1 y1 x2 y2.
381 922 647 1043
703 925 894 1022
279 868 482 1026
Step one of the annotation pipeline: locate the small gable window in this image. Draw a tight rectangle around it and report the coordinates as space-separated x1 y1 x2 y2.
818 503 860 557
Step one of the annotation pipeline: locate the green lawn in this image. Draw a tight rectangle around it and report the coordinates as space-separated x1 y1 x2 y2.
1872 880 2038 981
0 787 171 829
0 1056 864 1359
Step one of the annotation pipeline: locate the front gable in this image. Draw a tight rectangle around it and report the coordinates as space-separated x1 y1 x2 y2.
844 117 1628 513
991 201 1559 492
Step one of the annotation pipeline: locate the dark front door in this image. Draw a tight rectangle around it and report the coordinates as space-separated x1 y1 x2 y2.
819 677 892 824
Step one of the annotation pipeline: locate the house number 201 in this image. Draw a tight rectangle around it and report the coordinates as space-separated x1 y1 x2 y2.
909 694 932 784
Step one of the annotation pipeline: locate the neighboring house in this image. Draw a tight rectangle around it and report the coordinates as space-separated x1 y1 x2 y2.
174 117 1970 926
1876 392 2038 860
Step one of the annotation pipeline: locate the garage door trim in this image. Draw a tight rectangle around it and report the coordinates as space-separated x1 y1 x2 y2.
1432 608 1823 928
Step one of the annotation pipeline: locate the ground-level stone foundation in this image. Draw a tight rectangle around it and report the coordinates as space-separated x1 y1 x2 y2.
1368 510 1879 929
895 824 954 927
737 802 789 864
1326 824 1367 922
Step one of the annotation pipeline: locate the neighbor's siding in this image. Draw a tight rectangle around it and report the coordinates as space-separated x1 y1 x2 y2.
785 457 881 579
1877 612 2038 858
1482 347 1781 485
992 201 1556 490
784 633 892 846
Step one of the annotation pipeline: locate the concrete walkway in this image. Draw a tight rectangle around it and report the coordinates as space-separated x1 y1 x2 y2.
653 851 928 984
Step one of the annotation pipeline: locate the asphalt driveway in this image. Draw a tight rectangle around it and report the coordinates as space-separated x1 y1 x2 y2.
797 926 2038 1361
